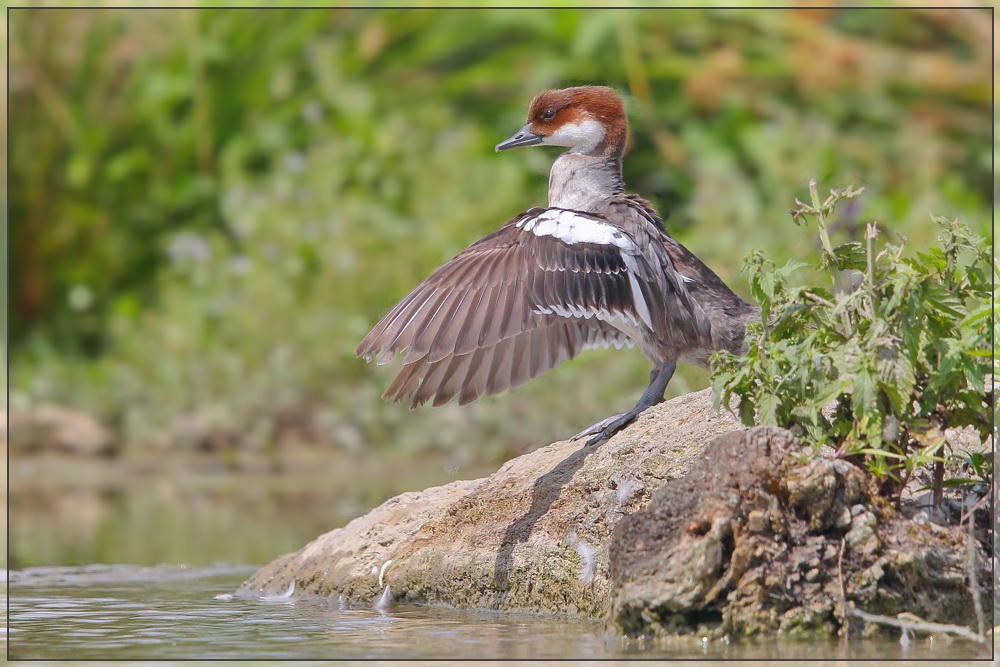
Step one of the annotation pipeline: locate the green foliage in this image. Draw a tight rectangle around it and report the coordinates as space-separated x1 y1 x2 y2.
941 450 992 491
10 8 993 463
712 181 994 497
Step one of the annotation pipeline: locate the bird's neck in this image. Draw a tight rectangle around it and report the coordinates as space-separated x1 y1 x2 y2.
547 153 625 211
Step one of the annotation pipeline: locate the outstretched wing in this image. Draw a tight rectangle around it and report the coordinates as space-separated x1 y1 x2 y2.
379 317 635 408
355 206 704 408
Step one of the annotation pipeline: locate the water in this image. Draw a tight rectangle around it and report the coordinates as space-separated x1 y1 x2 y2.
8 452 481 570
5 564 993 662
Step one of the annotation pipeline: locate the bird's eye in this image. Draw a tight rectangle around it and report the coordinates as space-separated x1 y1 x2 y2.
542 109 556 120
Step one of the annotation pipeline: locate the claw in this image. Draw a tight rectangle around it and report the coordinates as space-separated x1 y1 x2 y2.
571 413 625 442
571 409 642 446
585 410 640 446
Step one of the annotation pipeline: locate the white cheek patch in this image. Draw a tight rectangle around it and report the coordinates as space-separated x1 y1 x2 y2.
543 118 605 154
516 209 634 250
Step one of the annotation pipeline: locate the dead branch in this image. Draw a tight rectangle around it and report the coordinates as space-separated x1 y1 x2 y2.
837 536 849 643
965 491 985 638
846 607 986 644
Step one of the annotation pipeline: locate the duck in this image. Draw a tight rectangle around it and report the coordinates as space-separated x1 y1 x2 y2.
356 85 758 444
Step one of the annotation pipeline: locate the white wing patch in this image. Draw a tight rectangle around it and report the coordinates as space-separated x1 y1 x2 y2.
519 209 656 332
516 209 634 249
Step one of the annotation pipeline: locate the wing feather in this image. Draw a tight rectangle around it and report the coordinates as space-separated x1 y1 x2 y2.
357 203 707 407
457 345 495 406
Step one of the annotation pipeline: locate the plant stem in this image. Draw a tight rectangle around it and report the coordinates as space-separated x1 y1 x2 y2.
810 179 836 261
933 458 945 507
865 222 877 286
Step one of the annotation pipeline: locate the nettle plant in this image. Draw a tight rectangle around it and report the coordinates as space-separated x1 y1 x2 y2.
712 181 994 502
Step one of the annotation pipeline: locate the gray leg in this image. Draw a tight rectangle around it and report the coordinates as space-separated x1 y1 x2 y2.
573 362 677 446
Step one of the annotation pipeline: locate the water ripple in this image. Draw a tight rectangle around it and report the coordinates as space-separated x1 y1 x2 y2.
6 564 993 661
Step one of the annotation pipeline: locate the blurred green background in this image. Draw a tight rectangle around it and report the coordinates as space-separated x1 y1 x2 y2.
7 5 993 569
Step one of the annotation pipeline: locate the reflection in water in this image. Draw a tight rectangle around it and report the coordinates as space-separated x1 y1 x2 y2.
5 565 993 661
8 453 494 569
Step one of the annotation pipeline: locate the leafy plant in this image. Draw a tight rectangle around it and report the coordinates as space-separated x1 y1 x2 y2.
941 450 993 493
712 180 994 502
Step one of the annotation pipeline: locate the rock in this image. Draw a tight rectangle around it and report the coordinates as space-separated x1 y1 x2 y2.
785 455 866 532
6 405 114 457
237 387 742 615
844 510 880 558
608 427 992 639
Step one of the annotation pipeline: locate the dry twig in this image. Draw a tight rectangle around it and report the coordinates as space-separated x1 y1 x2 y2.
965 491 985 638
847 607 986 644
837 536 849 643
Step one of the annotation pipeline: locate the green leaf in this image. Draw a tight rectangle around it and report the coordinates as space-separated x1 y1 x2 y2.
808 378 851 410
852 368 877 413
832 242 866 271
923 281 964 319
776 258 808 281
757 392 780 426
961 302 997 327
875 351 915 412
856 448 908 460
915 249 946 273
940 477 983 489
962 358 987 393
738 396 756 426
877 379 906 416
771 303 813 337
